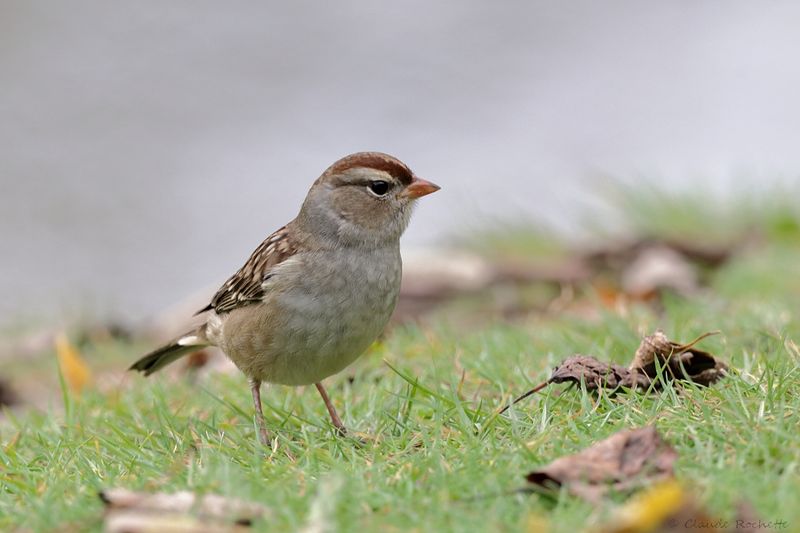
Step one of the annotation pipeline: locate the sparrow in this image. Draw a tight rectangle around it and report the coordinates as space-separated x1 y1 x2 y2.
130 152 439 444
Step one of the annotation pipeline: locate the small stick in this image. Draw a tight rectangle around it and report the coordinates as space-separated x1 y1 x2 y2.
498 380 551 415
673 330 721 352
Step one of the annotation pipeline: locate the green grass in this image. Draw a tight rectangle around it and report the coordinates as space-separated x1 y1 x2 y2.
601 182 800 244
2 215 800 531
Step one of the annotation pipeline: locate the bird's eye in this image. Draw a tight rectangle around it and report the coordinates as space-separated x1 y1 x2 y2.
368 180 390 197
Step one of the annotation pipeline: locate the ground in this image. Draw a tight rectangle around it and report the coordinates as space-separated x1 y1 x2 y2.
1 191 799 532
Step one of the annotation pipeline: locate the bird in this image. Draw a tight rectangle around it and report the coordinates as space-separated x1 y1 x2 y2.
129 152 439 444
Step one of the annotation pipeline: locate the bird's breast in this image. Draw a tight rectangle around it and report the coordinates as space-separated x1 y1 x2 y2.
240 245 402 384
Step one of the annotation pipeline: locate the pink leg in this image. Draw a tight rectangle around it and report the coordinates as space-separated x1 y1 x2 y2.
250 379 270 445
315 382 347 435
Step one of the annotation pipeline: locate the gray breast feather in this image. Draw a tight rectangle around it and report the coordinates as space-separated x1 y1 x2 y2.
244 245 401 385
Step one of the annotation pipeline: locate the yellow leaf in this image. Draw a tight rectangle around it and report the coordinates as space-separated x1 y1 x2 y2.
55 333 93 394
607 480 686 533
525 513 550 533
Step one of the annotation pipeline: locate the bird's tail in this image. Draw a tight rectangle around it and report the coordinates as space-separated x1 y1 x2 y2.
129 328 210 376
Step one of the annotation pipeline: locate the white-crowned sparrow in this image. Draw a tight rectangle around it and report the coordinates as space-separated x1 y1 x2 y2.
130 152 439 444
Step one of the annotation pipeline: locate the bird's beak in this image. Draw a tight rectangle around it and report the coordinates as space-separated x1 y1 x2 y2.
401 176 440 199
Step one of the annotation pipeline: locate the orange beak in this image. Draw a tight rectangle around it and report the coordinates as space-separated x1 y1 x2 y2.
401 176 440 199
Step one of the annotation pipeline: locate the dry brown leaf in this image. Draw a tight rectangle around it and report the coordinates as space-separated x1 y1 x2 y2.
525 426 677 503
501 331 728 414
550 355 651 391
630 330 727 386
500 356 647 414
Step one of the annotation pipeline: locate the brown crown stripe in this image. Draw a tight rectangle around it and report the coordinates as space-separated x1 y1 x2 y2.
322 152 414 184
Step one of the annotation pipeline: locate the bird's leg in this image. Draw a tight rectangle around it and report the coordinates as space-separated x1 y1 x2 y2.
315 382 347 436
249 379 271 446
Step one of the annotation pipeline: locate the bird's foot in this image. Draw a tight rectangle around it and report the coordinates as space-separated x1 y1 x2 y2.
332 421 347 438
256 423 272 447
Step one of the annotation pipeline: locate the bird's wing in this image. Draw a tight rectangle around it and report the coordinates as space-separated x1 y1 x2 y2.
197 225 299 315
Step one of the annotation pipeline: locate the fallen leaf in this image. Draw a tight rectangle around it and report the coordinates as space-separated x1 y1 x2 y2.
525 426 677 503
55 333 92 394
603 481 765 533
499 356 648 414
584 238 737 276
604 480 688 533
621 245 699 298
501 331 727 414
549 355 651 391
630 330 727 386
603 480 718 533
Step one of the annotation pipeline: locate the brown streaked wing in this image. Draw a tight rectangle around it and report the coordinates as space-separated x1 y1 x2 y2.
197 225 298 315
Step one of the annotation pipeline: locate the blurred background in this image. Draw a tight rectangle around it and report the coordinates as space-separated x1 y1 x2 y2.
2 0 799 327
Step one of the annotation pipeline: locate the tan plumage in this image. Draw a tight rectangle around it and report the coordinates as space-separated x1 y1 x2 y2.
130 152 439 444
